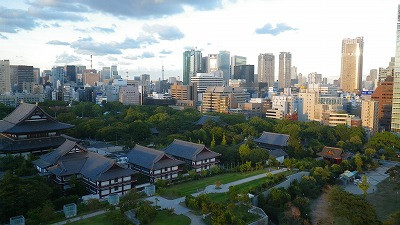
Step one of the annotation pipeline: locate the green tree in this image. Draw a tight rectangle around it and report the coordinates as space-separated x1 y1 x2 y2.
358 175 370 197
354 152 363 173
211 134 216 148
136 201 157 224
221 132 227 145
364 148 376 158
238 143 251 161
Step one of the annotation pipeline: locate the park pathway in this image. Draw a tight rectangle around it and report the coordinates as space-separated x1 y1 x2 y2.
51 210 107 225
146 168 288 215
184 212 206 225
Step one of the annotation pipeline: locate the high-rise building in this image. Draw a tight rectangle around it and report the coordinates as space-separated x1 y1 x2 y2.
119 86 140 105
218 51 230 82
111 65 118 79
183 49 202 85
278 52 291 89
51 66 65 89
362 99 379 135
391 5 400 132
11 65 34 92
291 66 297 79
308 72 322 84
378 57 395 83
207 54 218 73
231 55 246 76
65 65 77 83
340 37 364 94
0 60 11 94
258 53 275 87
83 69 100 86
233 65 255 83
101 67 111 81
33 68 40 84
372 76 393 131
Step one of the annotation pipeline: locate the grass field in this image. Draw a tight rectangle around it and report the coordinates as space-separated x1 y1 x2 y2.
366 177 400 221
68 213 110 225
149 210 191 225
160 169 269 198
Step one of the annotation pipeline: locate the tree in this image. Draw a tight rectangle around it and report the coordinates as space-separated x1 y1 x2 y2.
383 211 400 225
238 144 251 161
358 175 370 197
354 152 363 173
136 201 157 224
364 148 376 158
211 134 216 148
215 180 222 189
239 161 252 172
283 158 296 170
221 132 227 146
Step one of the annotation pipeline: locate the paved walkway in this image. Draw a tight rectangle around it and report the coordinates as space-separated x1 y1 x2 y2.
146 168 287 215
184 212 206 225
51 210 107 225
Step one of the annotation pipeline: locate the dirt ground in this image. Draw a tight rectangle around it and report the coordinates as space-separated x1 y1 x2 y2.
311 187 334 225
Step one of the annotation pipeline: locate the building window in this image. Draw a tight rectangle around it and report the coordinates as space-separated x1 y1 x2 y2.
114 187 118 191
114 178 118 183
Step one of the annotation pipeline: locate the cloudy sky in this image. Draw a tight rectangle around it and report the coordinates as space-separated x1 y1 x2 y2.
0 0 398 81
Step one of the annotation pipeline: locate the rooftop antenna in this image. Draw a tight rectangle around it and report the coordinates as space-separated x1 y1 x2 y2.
90 55 93 70
162 61 165 81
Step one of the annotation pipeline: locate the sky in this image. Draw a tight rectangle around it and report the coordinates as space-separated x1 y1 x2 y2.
0 0 398 82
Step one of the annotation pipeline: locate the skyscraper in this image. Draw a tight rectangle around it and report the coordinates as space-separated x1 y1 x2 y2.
207 54 218 73
391 5 400 132
0 60 11 94
183 49 202 85
101 67 111 81
278 52 291 89
111 65 119 79
218 50 230 82
65 65 77 83
231 55 246 77
10 65 34 92
51 66 65 89
233 65 254 83
258 53 275 87
340 37 364 94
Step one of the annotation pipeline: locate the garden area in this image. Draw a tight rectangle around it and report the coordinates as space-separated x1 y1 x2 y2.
157 168 269 199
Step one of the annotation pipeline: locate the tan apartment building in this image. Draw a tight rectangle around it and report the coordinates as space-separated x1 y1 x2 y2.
201 86 249 113
361 99 379 135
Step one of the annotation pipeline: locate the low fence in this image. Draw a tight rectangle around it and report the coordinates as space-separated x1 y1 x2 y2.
251 171 310 206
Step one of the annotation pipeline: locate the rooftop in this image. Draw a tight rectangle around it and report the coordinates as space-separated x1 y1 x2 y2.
163 139 220 161
254 131 290 147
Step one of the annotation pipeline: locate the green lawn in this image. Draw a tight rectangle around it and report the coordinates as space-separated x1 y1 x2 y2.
159 169 268 198
366 177 400 221
149 210 191 225
68 213 110 225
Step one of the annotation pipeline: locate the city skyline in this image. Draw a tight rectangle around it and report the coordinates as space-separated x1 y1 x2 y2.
0 0 398 81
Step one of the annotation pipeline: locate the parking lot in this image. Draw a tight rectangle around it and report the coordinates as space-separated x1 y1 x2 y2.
344 161 395 195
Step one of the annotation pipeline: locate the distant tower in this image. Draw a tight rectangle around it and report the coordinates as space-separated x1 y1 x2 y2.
126 71 129 80
90 55 93 70
340 37 364 94
162 62 165 81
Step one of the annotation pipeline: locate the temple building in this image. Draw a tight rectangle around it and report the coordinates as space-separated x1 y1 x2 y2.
254 131 290 150
0 103 75 154
317 146 350 164
127 145 184 183
34 140 137 198
164 139 220 172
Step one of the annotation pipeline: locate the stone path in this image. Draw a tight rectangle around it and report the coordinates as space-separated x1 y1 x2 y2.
51 210 107 225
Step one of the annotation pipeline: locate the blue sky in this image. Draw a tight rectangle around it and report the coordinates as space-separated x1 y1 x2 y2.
0 0 398 81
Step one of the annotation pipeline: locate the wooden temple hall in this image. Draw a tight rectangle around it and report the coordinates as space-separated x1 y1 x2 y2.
0 103 76 154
